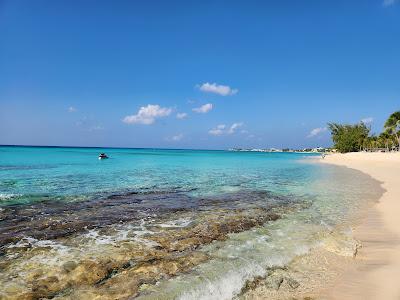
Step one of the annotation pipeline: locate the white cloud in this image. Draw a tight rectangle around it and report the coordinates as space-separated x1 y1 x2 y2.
227 122 243 134
192 103 213 114
383 0 397 7
176 112 188 119
166 133 184 141
209 124 226 136
209 122 244 136
173 134 183 141
123 104 172 125
198 82 238 96
172 134 183 141
361 117 373 124
307 127 327 138
68 106 76 113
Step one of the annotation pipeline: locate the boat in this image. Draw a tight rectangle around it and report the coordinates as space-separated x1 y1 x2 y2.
98 153 109 160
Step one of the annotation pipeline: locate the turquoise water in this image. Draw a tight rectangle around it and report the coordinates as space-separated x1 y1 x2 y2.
0 146 321 205
0 146 383 300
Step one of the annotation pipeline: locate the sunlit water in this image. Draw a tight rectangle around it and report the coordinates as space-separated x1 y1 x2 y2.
0 146 383 299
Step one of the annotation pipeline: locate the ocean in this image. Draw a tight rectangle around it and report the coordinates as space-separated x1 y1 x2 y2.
0 146 383 299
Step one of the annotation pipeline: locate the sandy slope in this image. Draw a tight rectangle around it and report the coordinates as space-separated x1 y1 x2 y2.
321 152 400 300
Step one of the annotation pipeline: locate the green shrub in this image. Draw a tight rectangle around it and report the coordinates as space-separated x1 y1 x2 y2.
327 122 370 153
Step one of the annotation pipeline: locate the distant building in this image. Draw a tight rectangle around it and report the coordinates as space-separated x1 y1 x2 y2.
228 147 331 153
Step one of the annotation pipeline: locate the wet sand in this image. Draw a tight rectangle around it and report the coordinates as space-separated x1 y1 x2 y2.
321 152 400 300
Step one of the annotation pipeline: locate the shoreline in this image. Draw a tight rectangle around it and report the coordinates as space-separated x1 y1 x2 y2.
242 152 399 300
1 150 398 299
321 152 400 299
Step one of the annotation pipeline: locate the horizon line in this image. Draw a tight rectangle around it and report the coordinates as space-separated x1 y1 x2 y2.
0 144 328 152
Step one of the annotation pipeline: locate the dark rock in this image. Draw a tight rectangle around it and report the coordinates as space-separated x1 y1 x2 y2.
241 275 266 293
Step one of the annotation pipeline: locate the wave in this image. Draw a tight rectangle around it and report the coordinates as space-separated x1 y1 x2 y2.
0 193 22 201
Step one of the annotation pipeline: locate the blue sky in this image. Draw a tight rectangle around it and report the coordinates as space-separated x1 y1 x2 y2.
0 0 399 149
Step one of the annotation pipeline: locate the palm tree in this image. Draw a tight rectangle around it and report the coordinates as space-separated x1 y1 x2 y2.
371 136 377 151
388 135 396 151
384 111 400 150
379 132 391 152
362 138 369 151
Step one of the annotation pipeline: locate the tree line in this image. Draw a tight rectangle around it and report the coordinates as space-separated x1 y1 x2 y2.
328 111 400 153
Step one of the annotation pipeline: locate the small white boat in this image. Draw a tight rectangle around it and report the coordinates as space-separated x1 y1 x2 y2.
98 153 109 160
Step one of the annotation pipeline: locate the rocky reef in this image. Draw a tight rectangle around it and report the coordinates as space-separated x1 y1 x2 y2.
0 190 301 299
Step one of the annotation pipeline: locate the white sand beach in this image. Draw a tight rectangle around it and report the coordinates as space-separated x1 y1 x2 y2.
321 152 400 300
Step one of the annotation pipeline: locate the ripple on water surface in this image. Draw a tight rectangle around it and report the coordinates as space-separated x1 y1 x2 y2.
0 148 384 299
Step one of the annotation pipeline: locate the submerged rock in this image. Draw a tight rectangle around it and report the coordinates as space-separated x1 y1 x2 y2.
0 190 299 300
241 275 266 293
62 261 77 272
149 209 280 252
